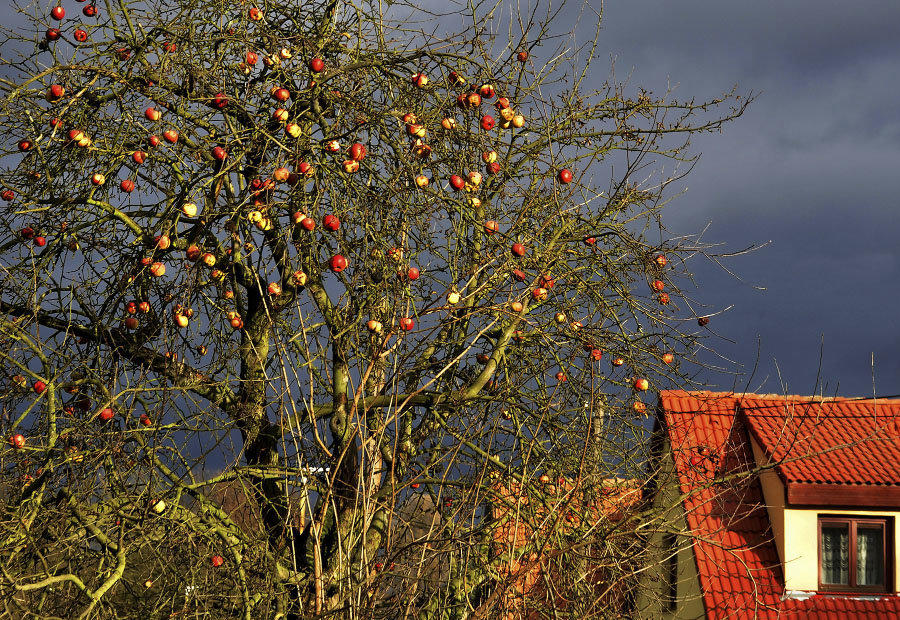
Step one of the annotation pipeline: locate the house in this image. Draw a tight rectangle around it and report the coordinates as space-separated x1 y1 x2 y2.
487 476 643 619
638 390 900 619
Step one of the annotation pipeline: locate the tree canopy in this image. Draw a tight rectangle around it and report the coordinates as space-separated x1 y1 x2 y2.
0 0 747 617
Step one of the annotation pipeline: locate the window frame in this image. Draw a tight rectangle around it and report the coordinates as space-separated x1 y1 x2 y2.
817 515 893 593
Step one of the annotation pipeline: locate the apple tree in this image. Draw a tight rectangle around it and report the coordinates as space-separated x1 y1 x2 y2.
0 0 747 617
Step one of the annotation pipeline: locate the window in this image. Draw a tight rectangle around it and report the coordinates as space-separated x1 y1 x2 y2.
662 532 678 610
818 516 892 592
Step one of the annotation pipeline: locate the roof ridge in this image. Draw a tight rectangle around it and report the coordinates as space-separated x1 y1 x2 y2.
661 389 900 404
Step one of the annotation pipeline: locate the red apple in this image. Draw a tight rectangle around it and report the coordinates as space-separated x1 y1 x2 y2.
46 28 61 41
657 293 670 305
516 50 528 62
633 377 649 391
33 381 46 394
145 107 161 121
132 151 146 164
399 317 415 331
163 129 178 144
532 287 548 301
124 316 139 330
583 237 596 245
246 50 259 65
486 162 501 175
2 190 16 202
148 135 161 147
329 254 348 273
8 434 25 449
449 175 465 191
511 243 526 257
90 173 105 186
291 270 307 286
655 254 668 267
200 252 216 267
323 214 340 231
512 269 526 282
47 84 65 100
20 227 34 240
407 267 420 280
612 357 624 367
309 57 325 72
211 93 228 110
248 7 262 20
82 4 97 17
211 555 225 567
411 72 428 87
149 262 165 277
480 115 495 131
555 372 566 382
185 245 201 261
230 316 244 329
212 146 227 161
698 316 710 327
138 301 150 313
120 179 135 193
34 236 46 247
139 413 152 426
484 220 499 235
272 87 290 102
99 407 115 422
557 169 573 184
479 84 496 99
662 352 675 364
50 5 65 20
349 142 367 161
300 217 315 231
73 28 87 42
267 282 282 296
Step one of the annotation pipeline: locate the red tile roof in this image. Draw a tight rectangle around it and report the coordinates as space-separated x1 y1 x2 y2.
740 395 900 486
658 390 900 620
661 391 784 618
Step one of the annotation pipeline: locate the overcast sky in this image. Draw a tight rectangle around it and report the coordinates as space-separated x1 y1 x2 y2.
582 0 900 398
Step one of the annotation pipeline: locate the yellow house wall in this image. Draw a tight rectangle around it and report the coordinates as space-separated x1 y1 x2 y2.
750 437 900 593
782 507 900 592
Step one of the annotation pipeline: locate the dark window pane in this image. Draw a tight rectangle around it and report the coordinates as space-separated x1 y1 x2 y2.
857 526 885 586
821 524 850 585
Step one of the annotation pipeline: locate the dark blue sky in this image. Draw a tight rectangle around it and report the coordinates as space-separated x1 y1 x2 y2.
592 0 900 397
